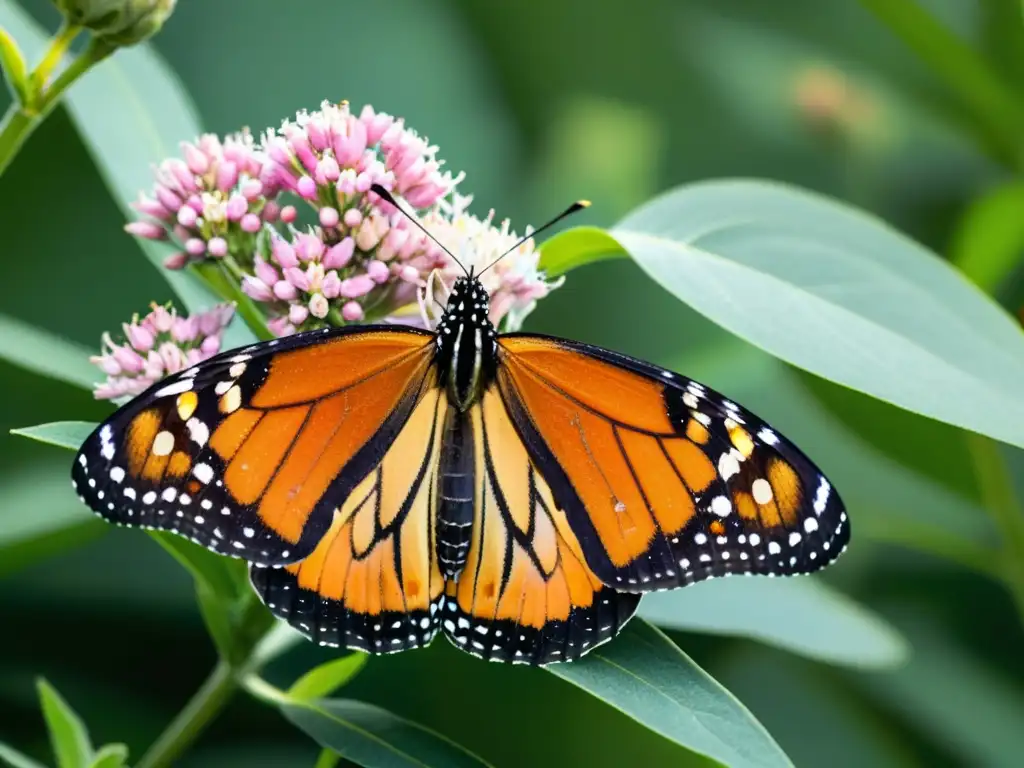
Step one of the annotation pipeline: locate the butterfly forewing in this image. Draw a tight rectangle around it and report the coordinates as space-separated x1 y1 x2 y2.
496 334 849 592
72 326 435 566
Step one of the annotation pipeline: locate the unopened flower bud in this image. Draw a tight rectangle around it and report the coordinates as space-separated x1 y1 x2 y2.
54 0 178 48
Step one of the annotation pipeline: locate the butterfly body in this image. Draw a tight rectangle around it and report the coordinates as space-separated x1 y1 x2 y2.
73 274 849 665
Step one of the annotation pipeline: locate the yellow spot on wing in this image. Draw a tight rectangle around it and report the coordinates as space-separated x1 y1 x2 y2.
220 384 242 414
727 422 754 458
177 391 198 421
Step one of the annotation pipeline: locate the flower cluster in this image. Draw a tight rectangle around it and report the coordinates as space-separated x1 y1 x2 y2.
233 101 459 334
91 303 234 401
120 100 562 353
126 130 273 270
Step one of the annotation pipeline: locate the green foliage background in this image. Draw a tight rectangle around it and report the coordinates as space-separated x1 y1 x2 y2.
2 0 1024 766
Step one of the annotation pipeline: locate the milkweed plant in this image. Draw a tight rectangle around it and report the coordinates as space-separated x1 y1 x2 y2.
3 2 1024 768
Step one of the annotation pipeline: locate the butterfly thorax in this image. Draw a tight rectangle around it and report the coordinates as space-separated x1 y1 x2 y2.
434 276 498 412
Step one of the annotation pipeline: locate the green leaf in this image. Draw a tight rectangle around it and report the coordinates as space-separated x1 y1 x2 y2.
949 180 1024 292
288 654 368 703
0 2 255 351
638 577 908 669
0 460 105 578
856 0 1024 167
548 620 791 768
87 744 128 768
538 226 626 278
0 315 98 390
610 179 1024 450
0 741 47 768
37 679 94 768
149 532 247 607
11 422 95 451
282 699 494 768
0 25 30 106
148 533 265 662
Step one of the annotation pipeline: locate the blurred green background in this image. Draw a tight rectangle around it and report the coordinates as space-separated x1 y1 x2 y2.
3 0 1024 765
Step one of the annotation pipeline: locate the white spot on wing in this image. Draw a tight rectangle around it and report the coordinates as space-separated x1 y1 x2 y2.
718 452 740 481
751 478 773 505
711 496 732 517
187 418 209 447
154 379 193 397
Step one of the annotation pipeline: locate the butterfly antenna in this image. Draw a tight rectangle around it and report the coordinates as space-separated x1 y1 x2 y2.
478 199 590 277
370 184 469 276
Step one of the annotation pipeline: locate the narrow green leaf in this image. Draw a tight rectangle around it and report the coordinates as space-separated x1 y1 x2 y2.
612 179 1024 450
0 2 255 350
87 744 128 768
0 741 47 768
638 577 908 669
194 581 244 663
149 532 247 606
0 315 98 390
282 699 494 768
149 533 255 660
538 225 626 277
949 180 1024 292
548 620 791 768
0 25 30 105
11 422 95 451
37 679 94 768
857 0 1024 166
288 654 368 703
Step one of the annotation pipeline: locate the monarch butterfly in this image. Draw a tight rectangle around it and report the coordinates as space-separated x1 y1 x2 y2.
72 186 848 665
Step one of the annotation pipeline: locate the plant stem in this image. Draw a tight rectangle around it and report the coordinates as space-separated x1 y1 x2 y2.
29 22 81 98
0 37 112 177
314 748 341 768
966 434 1024 626
136 661 237 768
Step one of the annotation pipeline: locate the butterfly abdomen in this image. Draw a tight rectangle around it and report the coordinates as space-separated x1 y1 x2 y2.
436 408 475 578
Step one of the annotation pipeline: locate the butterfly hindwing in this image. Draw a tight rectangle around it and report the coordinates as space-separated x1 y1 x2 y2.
496 334 849 592
440 387 641 665
250 383 448 652
72 326 435 566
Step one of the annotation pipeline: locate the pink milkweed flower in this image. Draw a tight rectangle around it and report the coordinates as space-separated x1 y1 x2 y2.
91 303 235 402
126 129 270 269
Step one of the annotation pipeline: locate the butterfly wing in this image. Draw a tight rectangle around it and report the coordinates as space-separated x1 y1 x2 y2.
496 334 848 592
72 326 435 566
249 383 447 653
440 387 640 665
